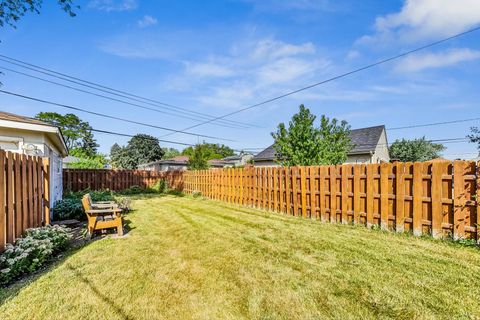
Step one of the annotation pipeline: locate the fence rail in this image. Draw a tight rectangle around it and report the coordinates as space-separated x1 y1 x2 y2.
0 150 50 251
63 169 184 192
184 161 480 241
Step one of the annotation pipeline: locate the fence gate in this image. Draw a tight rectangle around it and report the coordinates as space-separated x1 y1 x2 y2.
0 150 50 251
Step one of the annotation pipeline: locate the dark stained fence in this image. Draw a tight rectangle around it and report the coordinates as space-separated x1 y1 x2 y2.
63 169 184 192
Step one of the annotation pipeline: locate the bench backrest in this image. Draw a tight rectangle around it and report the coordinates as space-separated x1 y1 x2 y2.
82 194 92 213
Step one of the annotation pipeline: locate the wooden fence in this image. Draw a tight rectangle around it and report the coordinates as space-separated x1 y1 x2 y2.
0 150 50 251
63 169 184 192
184 161 480 241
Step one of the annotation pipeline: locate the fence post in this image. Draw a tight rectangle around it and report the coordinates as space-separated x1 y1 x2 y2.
300 167 307 218
43 158 51 226
431 162 443 238
477 161 480 244
0 150 5 251
380 163 389 230
353 165 360 225
395 162 405 233
341 165 348 224
329 166 337 223
453 161 465 240
412 162 423 236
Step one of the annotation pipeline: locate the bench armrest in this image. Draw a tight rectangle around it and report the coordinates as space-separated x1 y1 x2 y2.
85 208 122 214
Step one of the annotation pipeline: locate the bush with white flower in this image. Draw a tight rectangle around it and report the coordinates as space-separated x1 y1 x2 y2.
0 225 71 286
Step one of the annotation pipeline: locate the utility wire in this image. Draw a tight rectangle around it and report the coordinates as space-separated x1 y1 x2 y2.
162 25 480 136
0 65 247 129
0 89 235 142
388 117 480 130
0 54 258 129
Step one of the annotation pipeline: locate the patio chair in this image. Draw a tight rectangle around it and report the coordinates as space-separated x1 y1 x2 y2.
86 193 118 209
82 194 124 239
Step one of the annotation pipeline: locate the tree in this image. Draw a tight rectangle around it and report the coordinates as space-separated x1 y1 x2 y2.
271 105 352 166
468 127 480 151
0 0 77 28
110 134 164 169
182 143 234 160
68 148 107 169
162 147 180 159
35 112 98 156
187 144 210 170
389 137 445 162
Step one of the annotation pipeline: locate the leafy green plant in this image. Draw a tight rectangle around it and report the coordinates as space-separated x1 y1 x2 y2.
0 225 71 286
151 180 168 193
53 198 84 221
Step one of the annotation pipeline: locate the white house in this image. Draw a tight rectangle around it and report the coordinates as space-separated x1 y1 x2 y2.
254 125 390 166
0 112 68 207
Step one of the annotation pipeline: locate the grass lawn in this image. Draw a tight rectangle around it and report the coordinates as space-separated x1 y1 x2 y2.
1 195 480 319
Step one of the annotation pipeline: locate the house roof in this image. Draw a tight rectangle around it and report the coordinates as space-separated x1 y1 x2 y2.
254 125 386 161
0 111 69 156
0 112 52 126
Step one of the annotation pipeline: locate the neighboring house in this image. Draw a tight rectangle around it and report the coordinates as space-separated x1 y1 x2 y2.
62 155 80 168
138 155 228 171
138 156 189 171
254 125 390 166
223 152 254 167
0 112 68 207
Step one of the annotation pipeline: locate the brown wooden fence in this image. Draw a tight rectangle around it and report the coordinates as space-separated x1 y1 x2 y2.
63 169 184 192
184 161 480 241
0 150 50 251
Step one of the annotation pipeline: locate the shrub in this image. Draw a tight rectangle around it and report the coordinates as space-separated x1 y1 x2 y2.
0 225 71 286
24 225 71 253
53 198 84 221
151 180 168 193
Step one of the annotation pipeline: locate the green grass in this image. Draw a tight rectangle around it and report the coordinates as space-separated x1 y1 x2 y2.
1 195 480 319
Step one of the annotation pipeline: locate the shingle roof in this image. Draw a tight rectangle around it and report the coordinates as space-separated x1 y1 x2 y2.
0 112 52 127
254 125 386 161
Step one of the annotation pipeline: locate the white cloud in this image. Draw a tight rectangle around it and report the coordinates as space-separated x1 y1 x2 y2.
138 15 158 28
251 39 316 60
89 0 138 12
181 39 331 108
185 62 234 78
394 48 480 72
359 0 480 44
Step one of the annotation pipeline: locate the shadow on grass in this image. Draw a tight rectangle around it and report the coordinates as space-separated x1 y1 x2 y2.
65 263 133 320
0 216 138 308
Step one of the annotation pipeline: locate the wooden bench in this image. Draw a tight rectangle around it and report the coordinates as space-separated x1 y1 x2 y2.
82 194 124 239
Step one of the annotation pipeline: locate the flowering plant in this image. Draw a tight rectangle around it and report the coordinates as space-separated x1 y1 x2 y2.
0 225 71 286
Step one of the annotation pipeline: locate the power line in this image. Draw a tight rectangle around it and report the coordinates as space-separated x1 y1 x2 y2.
0 89 235 142
90 128 195 147
0 65 248 129
388 117 480 130
0 54 259 129
162 25 480 136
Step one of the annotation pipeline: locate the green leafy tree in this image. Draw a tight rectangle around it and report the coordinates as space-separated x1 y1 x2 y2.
182 143 234 160
68 149 107 169
468 127 480 152
35 112 98 156
389 137 445 162
0 0 77 28
110 135 164 169
272 105 352 166
162 147 180 159
187 144 210 170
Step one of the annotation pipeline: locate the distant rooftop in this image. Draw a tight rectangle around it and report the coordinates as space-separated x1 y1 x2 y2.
254 125 386 161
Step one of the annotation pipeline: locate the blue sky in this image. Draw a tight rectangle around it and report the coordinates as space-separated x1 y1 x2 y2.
1 0 480 158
